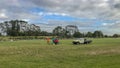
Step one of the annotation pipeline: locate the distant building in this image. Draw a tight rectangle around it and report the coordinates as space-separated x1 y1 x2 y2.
65 25 79 35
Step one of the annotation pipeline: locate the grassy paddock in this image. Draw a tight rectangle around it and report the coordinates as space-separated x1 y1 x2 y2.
0 38 120 68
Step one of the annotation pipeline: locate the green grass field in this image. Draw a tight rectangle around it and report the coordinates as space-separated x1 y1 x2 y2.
0 38 120 68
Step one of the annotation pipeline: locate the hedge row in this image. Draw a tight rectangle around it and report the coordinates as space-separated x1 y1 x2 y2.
0 36 54 41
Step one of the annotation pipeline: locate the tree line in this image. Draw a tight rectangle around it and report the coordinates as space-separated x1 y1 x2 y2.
0 20 120 38
52 26 120 38
0 20 41 36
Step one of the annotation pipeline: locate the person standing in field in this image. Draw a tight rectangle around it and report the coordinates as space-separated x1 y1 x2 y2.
51 37 55 45
46 37 50 45
54 37 59 45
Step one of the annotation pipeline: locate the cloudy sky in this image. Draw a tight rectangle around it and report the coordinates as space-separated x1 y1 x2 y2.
0 0 120 35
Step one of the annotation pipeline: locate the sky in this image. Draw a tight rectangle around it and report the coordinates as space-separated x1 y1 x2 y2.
0 0 120 35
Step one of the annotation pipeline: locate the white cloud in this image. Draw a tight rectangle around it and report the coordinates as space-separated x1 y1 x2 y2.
1 0 120 19
0 0 120 34
0 9 8 18
102 23 107 26
0 13 7 18
38 12 68 16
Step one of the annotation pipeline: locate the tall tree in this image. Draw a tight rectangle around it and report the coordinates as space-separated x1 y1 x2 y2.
113 34 119 38
73 32 83 38
2 20 41 36
93 31 104 38
86 32 93 38
53 26 66 38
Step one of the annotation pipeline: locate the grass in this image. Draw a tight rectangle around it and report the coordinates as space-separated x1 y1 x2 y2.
0 38 120 68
